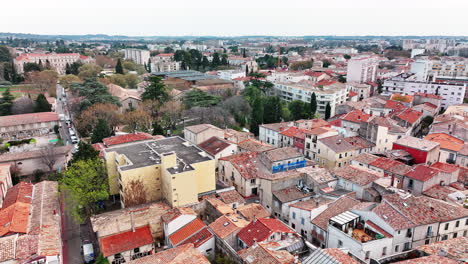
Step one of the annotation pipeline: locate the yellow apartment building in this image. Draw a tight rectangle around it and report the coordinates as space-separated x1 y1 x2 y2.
104 136 216 208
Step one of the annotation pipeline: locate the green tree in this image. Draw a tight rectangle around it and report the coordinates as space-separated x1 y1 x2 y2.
164 47 174 53
115 58 124 74
183 89 221 108
77 64 102 79
60 158 109 223
325 102 331 119
70 78 120 110
310 92 317 117
221 54 228 65
288 100 307 120
0 88 14 116
0 46 12 62
91 119 112 143
34 93 52 112
69 142 99 165
152 122 164 135
202 56 210 69
212 53 221 68
242 48 247 58
147 58 152 73
228 46 238 53
263 96 283 123
23 62 42 72
65 63 71 74
343 54 351 60
250 97 263 136
141 76 170 103
322 59 331 68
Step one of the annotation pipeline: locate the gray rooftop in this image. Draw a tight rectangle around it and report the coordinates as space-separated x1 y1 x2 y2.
105 136 212 173
152 70 217 81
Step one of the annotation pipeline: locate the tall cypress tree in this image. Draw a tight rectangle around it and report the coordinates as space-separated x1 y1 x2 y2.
250 97 264 136
115 58 124 74
65 63 71 74
34 94 52 112
325 102 331 120
0 88 15 116
91 119 112 143
310 92 317 118
147 58 152 73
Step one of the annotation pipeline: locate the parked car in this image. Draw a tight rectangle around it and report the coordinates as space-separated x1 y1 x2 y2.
69 128 76 136
82 242 95 263
71 136 79 144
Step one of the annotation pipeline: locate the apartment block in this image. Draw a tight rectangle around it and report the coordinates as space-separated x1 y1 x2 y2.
346 56 379 83
103 136 216 208
125 48 151 65
14 52 93 74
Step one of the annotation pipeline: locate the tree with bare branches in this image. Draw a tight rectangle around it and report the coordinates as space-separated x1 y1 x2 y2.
40 145 58 173
123 179 147 207
75 103 121 136
121 109 152 133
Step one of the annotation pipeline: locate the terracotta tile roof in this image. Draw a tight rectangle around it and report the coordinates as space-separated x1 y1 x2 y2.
15 234 39 262
328 119 341 127
219 152 260 180
197 136 232 156
369 157 412 175
236 203 270 221
365 220 393 238
384 100 407 112
393 256 458 264
424 133 464 152
311 196 360 230
390 94 414 103
217 189 245 205
206 198 235 215
279 126 303 138
341 109 371 123
383 194 468 225
209 215 244 239
0 112 58 127
343 136 375 150
348 91 358 97
0 182 33 236
103 132 154 147
179 227 213 248
289 197 334 211
272 187 314 203
304 127 334 136
414 92 443 100
262 147 302 162
0 235 16 262
168 218 205 246
430 162 459 173
260 122 292 132
0 145 73 163
416 237 468 261
107 83 142 101
372 201 415 230
238 138 276 152
333 165 380 186
237 218 294 247
161 207 196 223
128 244 210 264
422 185 459 201
100 225 153 257
185 124 222 134
395 108 423 124
238 242 295 264
319 135 357 153
405 164 440 182
352 153 379 164
394 136 439 151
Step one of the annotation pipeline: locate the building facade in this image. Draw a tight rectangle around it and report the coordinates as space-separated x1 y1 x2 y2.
14 52 93 74
125 49 151 65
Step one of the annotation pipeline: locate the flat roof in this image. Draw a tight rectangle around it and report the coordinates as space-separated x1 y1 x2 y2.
105 136 212 173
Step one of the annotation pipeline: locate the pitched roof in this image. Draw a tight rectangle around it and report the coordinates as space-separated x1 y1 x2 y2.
219 152 260 180
217 189 245 205
430 162 459 173
394 136 439 151
319 135 357 153
107 83 142 101
383 194 468 225
238 242 295 264
197 136 232 156
405 164 440 182
395 108 423 124
272 187 314 203
209 215 245 239
0 145 73 163
237 218 294 247
368 157 412 175
0 235 16 262
416 237 468 261
179 227 213 248
161 207 197 223
185 124 222 134
371 201 415 230
341 109 371 123
311 196 360 230
236 203 270 221
333 166 380 186
128 244 210 264
343 136 375 150
289 197 334 211
384 100 406 112
99 225 153 257
238 138 276 152
393 256 458 264
0 112 58 127
0 182 33 236
424 133 464 152
262 147 302 162
103 132 155 147
168 218 206 246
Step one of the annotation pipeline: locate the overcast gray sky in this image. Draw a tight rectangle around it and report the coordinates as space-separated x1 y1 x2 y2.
2 0 467 36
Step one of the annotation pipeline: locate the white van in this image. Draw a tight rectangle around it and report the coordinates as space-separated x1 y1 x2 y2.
83 243 94 263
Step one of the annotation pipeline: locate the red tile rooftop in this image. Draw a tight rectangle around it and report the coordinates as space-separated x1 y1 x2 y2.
99 225 153 257
197 136 232 156
103 132 155 147
169 218 205 246
128 244 210 264
405 164 440 182
0 112 58 127
424 133 464 152
341 109 371 123
333 166 380 186
430 162 459 173
396 108 423 124
237 218 294 247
